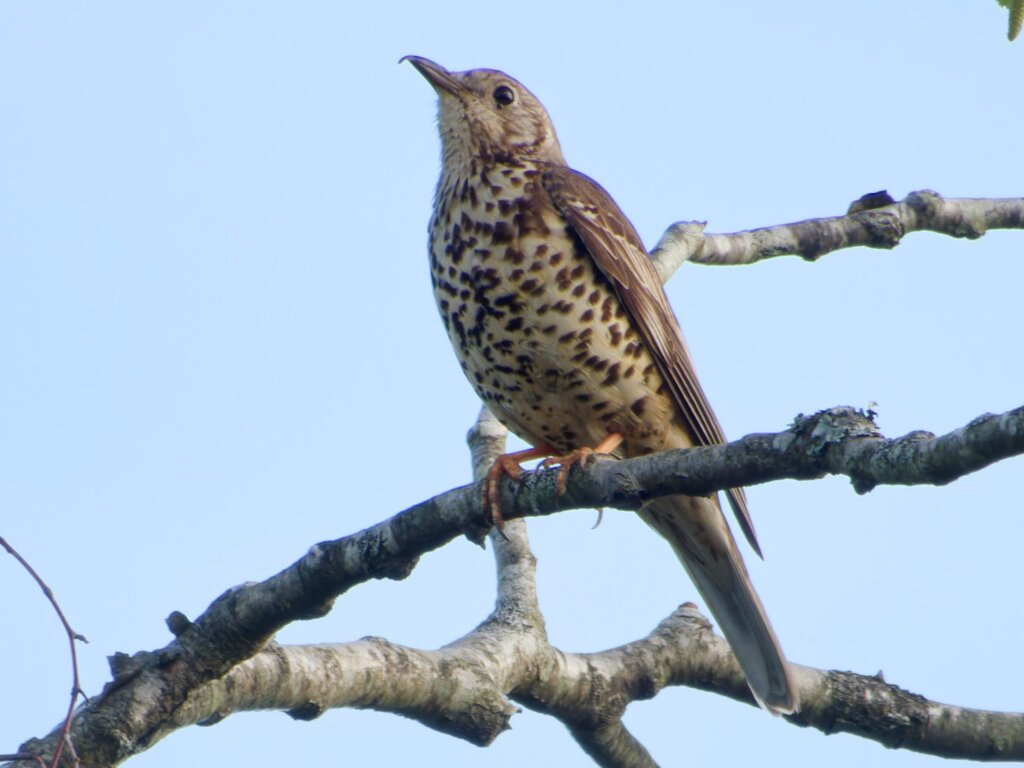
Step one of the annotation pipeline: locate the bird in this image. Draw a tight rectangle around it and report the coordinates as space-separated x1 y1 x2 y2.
404 55 797 714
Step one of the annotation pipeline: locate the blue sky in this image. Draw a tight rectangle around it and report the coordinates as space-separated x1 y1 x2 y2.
1 2 1021 767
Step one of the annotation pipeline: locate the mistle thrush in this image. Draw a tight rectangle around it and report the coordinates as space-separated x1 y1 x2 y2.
405 55 797 714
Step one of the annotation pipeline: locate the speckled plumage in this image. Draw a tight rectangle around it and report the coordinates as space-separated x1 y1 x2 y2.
429 157 675 456
406 56 797 714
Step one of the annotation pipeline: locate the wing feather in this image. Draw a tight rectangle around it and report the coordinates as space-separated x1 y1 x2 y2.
541 166 761 556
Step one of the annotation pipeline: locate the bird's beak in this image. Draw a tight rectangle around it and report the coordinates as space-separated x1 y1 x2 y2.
401 55 465 97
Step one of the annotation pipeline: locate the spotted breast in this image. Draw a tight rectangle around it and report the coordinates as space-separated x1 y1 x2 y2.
429 159 678 458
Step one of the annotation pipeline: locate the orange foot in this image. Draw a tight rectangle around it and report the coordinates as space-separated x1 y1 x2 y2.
483 444 555 534
540 433 624 495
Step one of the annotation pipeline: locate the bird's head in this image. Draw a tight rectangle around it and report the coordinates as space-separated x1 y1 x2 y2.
403 56 565 167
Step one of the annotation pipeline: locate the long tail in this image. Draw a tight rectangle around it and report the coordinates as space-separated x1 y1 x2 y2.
639 494 798 714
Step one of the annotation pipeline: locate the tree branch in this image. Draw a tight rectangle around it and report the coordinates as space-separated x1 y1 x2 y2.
36 603 1024 766
487 405 1024 522
649 191 1024 279
10 405 1024 767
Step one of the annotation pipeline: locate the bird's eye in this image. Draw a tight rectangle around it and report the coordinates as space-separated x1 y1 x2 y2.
492 85 516 107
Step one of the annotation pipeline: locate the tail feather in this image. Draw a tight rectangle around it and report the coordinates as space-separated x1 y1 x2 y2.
639 494 797 714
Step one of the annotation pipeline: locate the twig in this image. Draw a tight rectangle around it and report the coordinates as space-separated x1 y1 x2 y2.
0 537 87 768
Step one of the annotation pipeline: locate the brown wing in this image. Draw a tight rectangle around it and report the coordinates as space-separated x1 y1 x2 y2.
541 165 762 557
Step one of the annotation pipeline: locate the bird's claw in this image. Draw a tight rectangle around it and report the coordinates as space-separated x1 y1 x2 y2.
483 454 529 539
541 447 597 495
540 433 624 496
481 445 556 539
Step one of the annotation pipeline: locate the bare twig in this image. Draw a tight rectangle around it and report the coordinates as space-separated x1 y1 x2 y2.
0 537 86 768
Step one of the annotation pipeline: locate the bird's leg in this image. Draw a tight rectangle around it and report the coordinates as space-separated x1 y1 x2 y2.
541 433 624 495
484 444 556 533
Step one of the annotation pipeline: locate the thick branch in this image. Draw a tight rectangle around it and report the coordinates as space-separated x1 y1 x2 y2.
60 604 1024 765
170 639 521 745
649 191 1024 278
11 405 1024 767
483 405 1024 522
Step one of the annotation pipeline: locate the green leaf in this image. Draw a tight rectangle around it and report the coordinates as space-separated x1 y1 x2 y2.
997 0 1024 40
